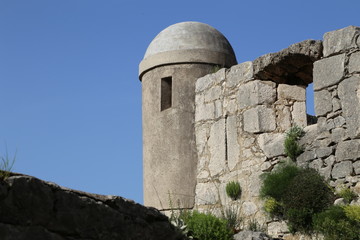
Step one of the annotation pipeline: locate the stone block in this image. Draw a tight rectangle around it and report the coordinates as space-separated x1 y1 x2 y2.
276 106 291 131
267 221 289 237
208 119 226 176
278 84 306 101
331 127 346 143
195 182 219 205
227 115 239 170
332 161 353 179
354 161 360 175
226 61 253 88
214 100 223 118
242 201 258 216
292 101 307 127
195 102 214 122
297 151 316 167
257 133 285 158
314 89 332 116
335 140 360 162
204 85 222 102
243 106 276 133
323 26 360 57
234 231 271 240
349 51 360 73
309 159 323 171
332 98 341 112
338 76 360 138
313 54 345 91
196 68 226 92
237 80 276 109
316 147 333 158
334 116 346 128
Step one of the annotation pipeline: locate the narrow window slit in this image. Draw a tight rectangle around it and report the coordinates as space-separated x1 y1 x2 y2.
161 77 172 111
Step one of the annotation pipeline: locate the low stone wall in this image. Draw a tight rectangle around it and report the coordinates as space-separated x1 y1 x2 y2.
193 26 360 238
0 173 182 240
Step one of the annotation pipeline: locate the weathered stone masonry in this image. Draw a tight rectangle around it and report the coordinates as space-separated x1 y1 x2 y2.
193 26 360 236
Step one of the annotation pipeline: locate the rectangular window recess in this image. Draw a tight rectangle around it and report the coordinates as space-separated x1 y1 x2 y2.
161 77 172 111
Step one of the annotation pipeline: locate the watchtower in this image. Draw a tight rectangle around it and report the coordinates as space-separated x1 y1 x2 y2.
139 22 237 210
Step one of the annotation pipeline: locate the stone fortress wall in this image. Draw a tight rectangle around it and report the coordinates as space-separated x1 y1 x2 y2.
192 26 360 236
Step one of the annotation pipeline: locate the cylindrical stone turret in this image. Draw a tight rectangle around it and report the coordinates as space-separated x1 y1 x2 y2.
139 22 237 210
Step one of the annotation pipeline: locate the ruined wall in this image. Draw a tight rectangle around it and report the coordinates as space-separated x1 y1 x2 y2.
0 173 182 240
193 26 360 237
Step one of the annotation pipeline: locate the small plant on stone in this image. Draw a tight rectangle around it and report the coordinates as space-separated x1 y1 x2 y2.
247 218 266 232
212 65 222 73
168 193 192 239
263 197 283 217
222 206 243 234
338 187 357 204
225 181 241 200
284 125 305 161
181 210 233 240
0 148 16 180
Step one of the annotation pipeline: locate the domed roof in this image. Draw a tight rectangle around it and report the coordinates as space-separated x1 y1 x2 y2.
139 22 237 79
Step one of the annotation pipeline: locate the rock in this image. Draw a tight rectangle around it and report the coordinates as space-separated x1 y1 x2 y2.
242 201 258 216
315 147 333 158
196 68 225 92
334 198 346 205
278 84 306 101
258 133 285 158
0 174 181 240
227 115 239 170
292 101 307 127
332 161 353 179
338 76 360 138
353 161 360 175
237 80 276 109
243 106 276 133
195 182 219 205
314 89 332 116
208 119 226 176
313 54 345 91
253 40 322 85
267 221 289 237
204 85 222 102
195 102 215 122
349 51 360 73
335 140 360 161
234 230 272 240
323 25 360 57
226 61 254 88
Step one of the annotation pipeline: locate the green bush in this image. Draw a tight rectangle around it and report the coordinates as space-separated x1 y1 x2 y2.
181 211 233 240
313 206 360 240
282 168 333 233
284 126 305 161
343 205 360 223
225 181 241 200
263 197 283 217
338 187 357 204
260 162 300 201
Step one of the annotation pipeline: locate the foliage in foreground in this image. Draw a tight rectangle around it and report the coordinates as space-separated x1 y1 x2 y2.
181 211 233 240
313 205 360 240
260 162 333 233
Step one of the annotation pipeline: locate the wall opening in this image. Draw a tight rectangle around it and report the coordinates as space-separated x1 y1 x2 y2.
161 77 172 111
306 83 317 125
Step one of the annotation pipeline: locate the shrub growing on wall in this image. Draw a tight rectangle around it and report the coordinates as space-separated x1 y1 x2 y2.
181 211 233 240
225 181 241 200
260 162 334 234
284 125 305 161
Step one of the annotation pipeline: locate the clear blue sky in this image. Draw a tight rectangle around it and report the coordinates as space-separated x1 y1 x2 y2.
1 0 359 204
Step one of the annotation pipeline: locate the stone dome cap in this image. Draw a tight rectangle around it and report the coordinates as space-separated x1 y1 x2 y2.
139 21 237 79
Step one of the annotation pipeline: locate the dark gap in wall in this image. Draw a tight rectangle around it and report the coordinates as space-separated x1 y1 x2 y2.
161 77 172 111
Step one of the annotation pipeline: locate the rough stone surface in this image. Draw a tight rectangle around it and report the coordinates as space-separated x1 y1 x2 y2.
242 201 258 216
314 89 332 116
349 51 360 73
338 76 360 138
195 182 219 205
267 221 289 237
243 106 276 133
237 80 276 108
332 161 353 179
353 161 360 175
208 119 226 176
234 231 272 240
0 174 181 240
313 54 345 90
278 84 306 101
226 61 253 87
258 133 285 158
323 25 360 57
335 140 360 162
227 115 239 170
292 101 307 127
253 40 323 85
